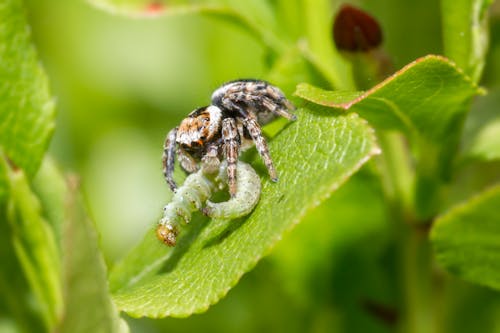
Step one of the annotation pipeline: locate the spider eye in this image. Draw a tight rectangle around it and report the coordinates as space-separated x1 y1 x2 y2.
191 139 204 147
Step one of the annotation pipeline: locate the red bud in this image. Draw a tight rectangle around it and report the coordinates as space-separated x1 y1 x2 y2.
333 4 383 52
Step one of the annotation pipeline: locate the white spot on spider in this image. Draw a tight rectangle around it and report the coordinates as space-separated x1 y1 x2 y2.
206 105 222 138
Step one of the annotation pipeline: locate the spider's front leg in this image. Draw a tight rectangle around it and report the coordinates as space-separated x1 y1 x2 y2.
163 127 178 192
177 147 198 174
221 118 240 197
242 116 278 182
201 143 220 174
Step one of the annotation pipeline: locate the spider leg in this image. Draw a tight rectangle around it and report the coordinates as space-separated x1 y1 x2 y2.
222 118 240 197
177 147 198 174
201 143 221 174
163 127 178 192
264 84 296 109
260 95 296 121
243 116 278 182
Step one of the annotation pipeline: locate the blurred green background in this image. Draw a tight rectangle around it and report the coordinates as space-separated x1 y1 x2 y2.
21 0 500 332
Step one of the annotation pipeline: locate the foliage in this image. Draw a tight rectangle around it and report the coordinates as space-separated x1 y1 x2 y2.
1 0 499 332
0 0 55 197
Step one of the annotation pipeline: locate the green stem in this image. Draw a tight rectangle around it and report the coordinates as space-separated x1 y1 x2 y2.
400 224 434 333
376 132 413 217
301 0 355 89
376 132 440 333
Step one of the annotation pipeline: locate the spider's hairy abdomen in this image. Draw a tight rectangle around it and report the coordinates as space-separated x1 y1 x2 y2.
211 79 296 125
210 79 266 106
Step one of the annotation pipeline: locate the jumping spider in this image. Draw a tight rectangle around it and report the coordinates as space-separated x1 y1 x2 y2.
163 79 296 197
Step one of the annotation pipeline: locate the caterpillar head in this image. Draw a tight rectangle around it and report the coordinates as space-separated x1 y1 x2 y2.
156 224 178 247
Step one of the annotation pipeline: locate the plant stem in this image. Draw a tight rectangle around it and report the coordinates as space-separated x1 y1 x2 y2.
400 223 434 333
301 0 355 90
376 132 439 333
376 132 413 217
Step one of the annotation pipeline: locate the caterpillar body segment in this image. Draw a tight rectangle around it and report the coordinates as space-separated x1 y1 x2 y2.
203 162 261 219
157 161 261 246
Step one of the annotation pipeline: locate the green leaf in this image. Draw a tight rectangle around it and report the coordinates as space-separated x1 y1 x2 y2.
441 280 500 333
441 0 494 83
0 0 55 178
109 109 379 317
53 174 127 333
295 55 480 144
465 119 500 161
270 169 390 307
462 89 500 162
87 0 227 17
85 0 274 22
31 158 70 249
0 203 47 333
2 156 63 331
2 156 127 332
431 184 500 291
295 55 481 217
85 0 288 57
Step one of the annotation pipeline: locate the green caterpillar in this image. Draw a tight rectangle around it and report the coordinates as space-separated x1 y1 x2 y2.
157 161 261 246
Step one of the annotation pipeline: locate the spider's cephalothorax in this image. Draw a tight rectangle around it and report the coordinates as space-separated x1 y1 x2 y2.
163 79 296 197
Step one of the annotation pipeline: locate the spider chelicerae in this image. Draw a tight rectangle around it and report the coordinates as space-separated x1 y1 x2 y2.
163 79 296 197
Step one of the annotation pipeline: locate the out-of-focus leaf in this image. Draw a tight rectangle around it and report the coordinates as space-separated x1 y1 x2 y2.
85 0 288 59
87 0 228 17
85 0 276 30
109 110 379 318
31 158 68 248
431 185 500 291
0 202 47 333
360 0 443 69
0 0 55 179
0 157 5 202
466 119 500 161
2 155 127 332
270 169 393 332
442 279 500 333
462 89 500 162
53 176 127 333
441 0 494 83
2 156 62 331
296 55 481 218
87 0 249 20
